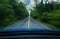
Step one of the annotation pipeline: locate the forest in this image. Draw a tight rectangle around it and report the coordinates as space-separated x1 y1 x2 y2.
31 0 60 29
0 0 60 29
0 0 28 28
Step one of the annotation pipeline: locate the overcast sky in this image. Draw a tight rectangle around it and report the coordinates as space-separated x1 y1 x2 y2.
20 0 57 9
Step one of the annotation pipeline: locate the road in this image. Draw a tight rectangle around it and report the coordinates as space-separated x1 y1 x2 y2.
4 16 51 30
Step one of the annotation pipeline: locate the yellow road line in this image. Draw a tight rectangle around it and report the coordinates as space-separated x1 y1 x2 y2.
28 20 30 28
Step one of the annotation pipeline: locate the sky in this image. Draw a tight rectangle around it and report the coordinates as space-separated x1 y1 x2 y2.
19 0 57 15
20 0 57 10
20 0 35 10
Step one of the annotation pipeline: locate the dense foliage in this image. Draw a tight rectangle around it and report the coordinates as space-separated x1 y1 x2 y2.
0 0 28 28
31 0 60 29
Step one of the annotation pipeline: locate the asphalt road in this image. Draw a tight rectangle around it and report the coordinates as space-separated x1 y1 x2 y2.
4 16 51 30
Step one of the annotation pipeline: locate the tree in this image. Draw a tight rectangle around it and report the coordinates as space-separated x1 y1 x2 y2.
0 0 28 28
31 0 60 29
17 2 28 19
45 0 48 4
9 0 28 19
34 0 38 5
41 0 43 4
0 0 16 27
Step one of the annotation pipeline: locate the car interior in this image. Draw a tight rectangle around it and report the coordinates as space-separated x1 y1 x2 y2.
0 0 60 39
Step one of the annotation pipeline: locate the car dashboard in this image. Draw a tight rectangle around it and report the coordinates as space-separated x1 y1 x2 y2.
0 30 60 39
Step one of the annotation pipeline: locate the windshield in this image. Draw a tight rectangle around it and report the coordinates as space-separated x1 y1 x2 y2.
0 0 60 31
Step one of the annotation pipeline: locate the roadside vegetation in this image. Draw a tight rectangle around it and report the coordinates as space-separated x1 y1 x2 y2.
0 0 28 28
31 0 60 29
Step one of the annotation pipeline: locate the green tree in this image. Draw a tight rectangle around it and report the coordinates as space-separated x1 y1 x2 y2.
31 0 60 29
0 0 16 27
0 0 28 28
9 0 28 19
